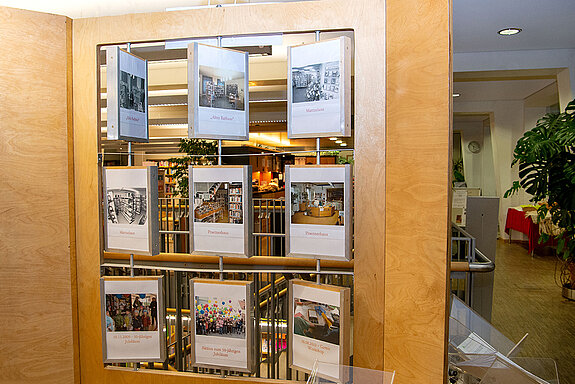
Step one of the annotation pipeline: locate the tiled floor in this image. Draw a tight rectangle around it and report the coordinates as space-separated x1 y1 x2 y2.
491 240 575 384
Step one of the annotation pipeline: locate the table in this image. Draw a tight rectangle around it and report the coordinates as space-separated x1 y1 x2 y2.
504 208 556 254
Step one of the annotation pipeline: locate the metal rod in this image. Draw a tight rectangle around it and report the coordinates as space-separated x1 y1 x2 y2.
217 36 222 48
175 271 183 371
270 272 276 379
130 254 134 277
316 137 321 165
315 30 320 42
316 259 321 284
219 256 224 281
218 139 222 165
128 141 132 166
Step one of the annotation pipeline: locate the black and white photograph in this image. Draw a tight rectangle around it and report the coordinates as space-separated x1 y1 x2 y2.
290 182 344 226
293 298 340 346
103 167 159 255
194 296 246 339
199 66 245 111
120 71 146 113
106 188 147 225
292 61 340 103
193 182 243 224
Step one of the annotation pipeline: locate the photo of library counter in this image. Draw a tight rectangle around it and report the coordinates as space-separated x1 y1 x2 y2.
290 182 344 225
199 65 245 111
193 182 243 224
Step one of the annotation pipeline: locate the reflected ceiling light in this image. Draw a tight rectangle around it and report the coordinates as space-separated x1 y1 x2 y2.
335 140 343 144
340 143 348 147
453 93 460 97
329 137 338 141
498 28 522 36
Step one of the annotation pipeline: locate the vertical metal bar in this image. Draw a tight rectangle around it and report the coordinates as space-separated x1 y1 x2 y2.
175 271 183 371
254 273 261 377
219 256 224 281
218 140 222 165
270 273 276 379
316 138 321 165
130 254 134 277
316 259 321 284
266 273 271 379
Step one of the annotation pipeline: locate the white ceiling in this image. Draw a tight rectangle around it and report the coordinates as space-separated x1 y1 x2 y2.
453 0 575 53
453 78 556 102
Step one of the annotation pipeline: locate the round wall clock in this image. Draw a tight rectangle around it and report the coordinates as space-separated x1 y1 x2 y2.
468 140 481 154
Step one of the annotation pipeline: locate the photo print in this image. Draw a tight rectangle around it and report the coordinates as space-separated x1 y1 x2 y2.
106 188 147 225
290 182 344 226
294 298 340 345
199 66 245 111
105 293 158 332
193 182 243 224
292 61 340 104
120 71 146 113
194 296 246 339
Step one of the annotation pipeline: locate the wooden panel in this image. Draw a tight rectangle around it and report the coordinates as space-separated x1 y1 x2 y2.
72 1 450 383
0 6 76 384
385 0 451 383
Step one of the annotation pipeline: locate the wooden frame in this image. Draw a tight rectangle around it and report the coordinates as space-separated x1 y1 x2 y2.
188 43 250 141
288 279 351 380
71 1 452 383
105 46 149 142
102 166 160 256
189 165 253 258
287 36 352 139
100 276 166 363
285 164 352 261
189 279 255 373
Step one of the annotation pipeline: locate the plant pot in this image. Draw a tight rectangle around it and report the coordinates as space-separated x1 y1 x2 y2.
562 286 575 301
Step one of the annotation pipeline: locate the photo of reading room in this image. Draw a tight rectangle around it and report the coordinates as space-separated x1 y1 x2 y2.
106 188 147 225
199 65 245 111
193 182 243 224
292 61 340 103
290 182 344 225
294 298 340 346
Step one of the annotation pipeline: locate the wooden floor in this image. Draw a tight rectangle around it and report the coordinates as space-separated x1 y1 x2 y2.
491 240 575 384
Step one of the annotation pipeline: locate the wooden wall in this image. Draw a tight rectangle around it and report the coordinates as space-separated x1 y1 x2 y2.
0 7 78 384
71 1 451 383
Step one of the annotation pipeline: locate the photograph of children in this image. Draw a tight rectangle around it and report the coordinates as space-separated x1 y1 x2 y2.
290 182 344 226
105 293 158 332
293 298 340 346
119 70 146 113
194 296 246 339
106 188 147 225
193 182 243 224
199 66 245 111
291 61 340 103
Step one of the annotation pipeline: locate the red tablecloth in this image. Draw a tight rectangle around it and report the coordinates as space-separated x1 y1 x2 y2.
504 208 556 253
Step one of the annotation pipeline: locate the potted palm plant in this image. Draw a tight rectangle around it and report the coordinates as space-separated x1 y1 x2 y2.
505 98 575 299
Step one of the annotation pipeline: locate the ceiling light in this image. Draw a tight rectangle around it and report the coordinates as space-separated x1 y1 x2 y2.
498 28 522 36
329 137 338 141
453 93 460 97
335 140 343 144
340 143 348 147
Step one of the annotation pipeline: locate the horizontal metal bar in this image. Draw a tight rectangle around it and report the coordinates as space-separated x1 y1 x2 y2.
102 260 353 275
160 230 189 234
470 248 495 272
253 233 285 237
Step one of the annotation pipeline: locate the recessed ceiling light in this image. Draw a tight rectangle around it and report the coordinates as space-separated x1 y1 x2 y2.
453 93 460 97
335 140 343 144
498 28 522 36
340 143 348 147
329 137 338 141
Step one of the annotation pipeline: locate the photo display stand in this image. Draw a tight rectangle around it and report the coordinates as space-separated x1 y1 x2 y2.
287 36 351 139
106 46 149 142
188 42 250 141
288 279 351 381
103 166 160 256
189 165 253 258
100 276 166 363
285 164 352 261
190 279 255 372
